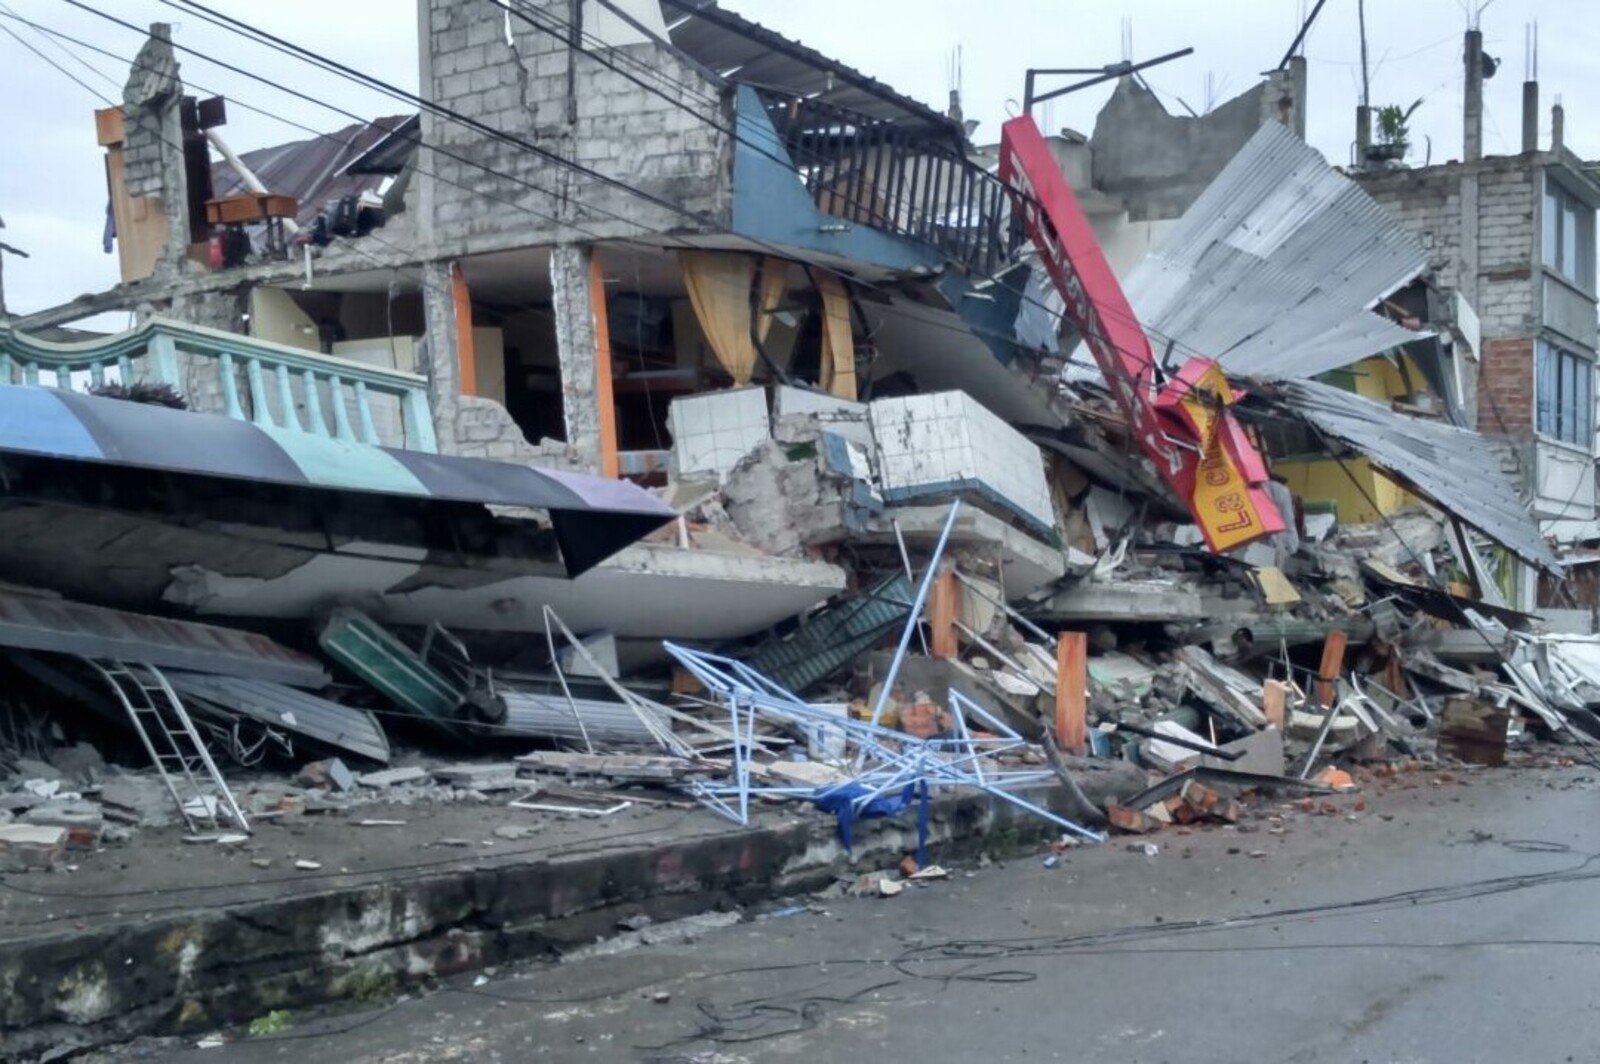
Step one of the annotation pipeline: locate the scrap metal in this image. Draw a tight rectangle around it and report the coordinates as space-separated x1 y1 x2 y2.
999 114 1284 553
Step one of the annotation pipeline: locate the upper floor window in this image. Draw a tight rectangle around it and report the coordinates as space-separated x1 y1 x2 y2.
1536 339 1595 447
1543 177 1596 290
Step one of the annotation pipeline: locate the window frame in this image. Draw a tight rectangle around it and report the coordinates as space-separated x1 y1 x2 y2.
1535 338 1597 448
1543 174 1597 292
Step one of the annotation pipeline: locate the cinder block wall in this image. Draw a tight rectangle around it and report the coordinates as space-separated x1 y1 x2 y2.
419 0 732 256
1358 157 1541 438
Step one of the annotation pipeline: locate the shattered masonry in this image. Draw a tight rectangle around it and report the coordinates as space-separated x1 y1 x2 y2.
0 4 1599 1057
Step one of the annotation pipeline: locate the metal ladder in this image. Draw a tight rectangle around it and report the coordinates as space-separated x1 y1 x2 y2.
87 659 251 835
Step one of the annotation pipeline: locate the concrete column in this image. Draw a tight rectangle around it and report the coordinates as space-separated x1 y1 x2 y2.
1522 80 1540 153
419 259 463 453
1356 105 1372 163
1552 101 1565 153
1464 30 1484 163
550 243 604 473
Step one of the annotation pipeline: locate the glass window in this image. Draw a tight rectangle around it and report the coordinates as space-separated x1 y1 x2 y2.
1544 177 1596 290
1536 340 1596 446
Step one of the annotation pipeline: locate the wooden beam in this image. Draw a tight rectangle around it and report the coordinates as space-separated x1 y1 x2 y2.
587 248 620 479
927 563 959 659
450 262 477 397
1055 631 1088 755
1316 630 1349 709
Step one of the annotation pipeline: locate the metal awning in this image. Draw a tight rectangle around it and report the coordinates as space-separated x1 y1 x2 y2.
659 0 960 139
0 386 676 578
0 589 328 687
1276 379 1560 571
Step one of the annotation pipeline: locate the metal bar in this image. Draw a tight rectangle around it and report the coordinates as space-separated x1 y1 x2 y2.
954 571 1056 647
907 148 925 239
1279 0 1331 69
1030 48 1195 108
868 502 962 730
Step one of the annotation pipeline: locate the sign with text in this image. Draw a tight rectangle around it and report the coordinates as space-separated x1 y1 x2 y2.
999 115 1283 552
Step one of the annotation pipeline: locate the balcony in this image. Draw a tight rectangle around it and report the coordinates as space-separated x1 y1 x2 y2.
0 318 436 452
731 86 1021 278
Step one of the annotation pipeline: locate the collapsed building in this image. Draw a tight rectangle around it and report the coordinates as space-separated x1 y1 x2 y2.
1 2 1599 884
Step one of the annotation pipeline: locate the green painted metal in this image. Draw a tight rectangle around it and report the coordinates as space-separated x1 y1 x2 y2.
0 317 438 452
740 573 917 694
317 607 464 736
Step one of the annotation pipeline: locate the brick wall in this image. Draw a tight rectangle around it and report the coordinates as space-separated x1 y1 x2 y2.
1356 157 1539 339
1478 336 1534 437
420 0 731 257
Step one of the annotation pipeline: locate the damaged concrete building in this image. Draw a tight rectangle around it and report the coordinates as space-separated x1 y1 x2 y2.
10 3 1600 1055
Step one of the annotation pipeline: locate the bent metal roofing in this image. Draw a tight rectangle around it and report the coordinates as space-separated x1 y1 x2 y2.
0 386 676 578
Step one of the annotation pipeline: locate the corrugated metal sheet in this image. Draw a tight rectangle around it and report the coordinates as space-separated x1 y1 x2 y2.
211 117 409 227
0 588 327 687
741 573 915 693
1279 379 1559 570
166 672 390 764
659 0 958 137
497 688 665 745
1074 122 1429 383
0 386 675 577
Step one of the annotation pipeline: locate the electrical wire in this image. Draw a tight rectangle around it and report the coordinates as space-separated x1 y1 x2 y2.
147 0 1235 399
0 0 110 104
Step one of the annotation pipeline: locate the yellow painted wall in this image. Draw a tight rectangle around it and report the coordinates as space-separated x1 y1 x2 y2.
1276 455 1411 524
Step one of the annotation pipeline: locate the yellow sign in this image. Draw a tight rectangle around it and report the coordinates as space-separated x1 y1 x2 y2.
1179 366 1273 553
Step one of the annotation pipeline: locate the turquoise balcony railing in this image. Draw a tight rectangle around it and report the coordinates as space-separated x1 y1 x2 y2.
0 318 437 453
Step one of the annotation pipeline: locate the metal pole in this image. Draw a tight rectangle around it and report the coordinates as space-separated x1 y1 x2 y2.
868 501 962 730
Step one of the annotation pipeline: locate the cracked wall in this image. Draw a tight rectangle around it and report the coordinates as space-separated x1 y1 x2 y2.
419 0 731 257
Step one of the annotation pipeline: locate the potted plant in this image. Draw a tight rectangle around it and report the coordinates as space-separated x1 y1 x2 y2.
1367 100 1422 162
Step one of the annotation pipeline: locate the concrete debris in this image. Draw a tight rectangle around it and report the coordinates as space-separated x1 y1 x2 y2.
355 766 429 789
0 823 68 871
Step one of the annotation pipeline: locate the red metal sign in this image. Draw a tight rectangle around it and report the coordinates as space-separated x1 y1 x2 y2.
999 115 1283 552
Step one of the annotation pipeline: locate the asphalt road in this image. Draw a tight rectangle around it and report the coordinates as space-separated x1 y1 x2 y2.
108 763 1600 1063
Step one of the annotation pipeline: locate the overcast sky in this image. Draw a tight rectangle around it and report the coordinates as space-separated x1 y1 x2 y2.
1 0 1595 321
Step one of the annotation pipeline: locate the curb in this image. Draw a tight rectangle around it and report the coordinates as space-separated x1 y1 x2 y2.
0 780 1117 1061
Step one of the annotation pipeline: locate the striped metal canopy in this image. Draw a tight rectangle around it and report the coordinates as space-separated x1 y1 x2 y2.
0 386 677 577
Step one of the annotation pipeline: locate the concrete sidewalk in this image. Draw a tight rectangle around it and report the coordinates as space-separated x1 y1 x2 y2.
0 759 1143 1061
103 759 1600 1064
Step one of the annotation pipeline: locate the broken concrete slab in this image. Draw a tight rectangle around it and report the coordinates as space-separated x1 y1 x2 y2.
432 763 522 791
0 823 67 871
356 766 429 789
20 800 103 849
12 759 62 784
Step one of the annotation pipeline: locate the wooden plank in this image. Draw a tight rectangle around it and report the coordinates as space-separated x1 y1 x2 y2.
588 248 620 479
95 106 125 147
1317 630 1349 709
927 563 959 659
1262 679 1289 729
1055 631 1088 755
